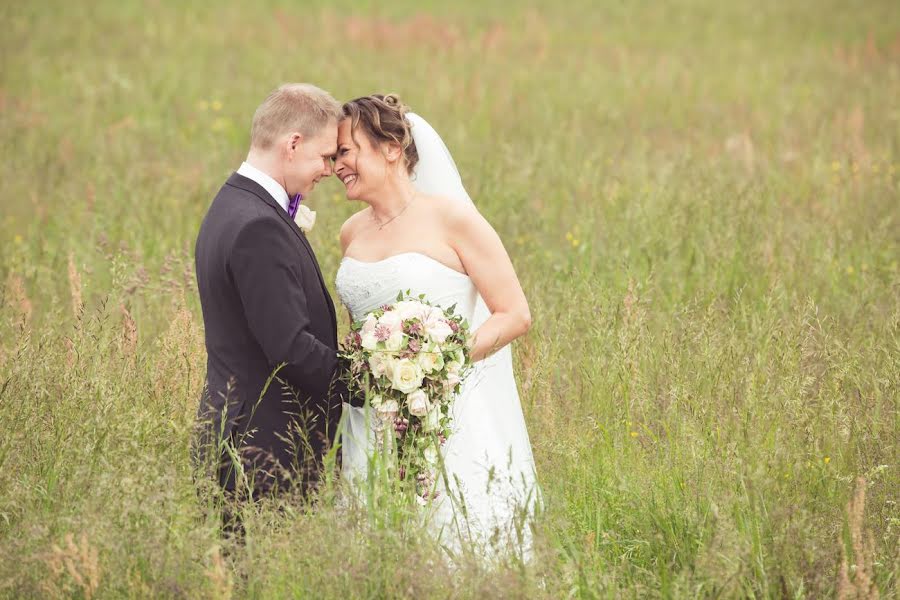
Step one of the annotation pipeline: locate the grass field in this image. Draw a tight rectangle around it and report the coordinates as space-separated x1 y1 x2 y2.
1 0 898 597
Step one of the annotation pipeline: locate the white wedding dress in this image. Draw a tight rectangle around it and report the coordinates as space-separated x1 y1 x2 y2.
336 252 541 559
335 114 541 561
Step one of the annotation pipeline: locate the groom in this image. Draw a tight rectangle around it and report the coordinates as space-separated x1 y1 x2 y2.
194 83 351 499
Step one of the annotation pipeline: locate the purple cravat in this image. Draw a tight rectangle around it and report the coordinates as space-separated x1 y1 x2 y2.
287 193 302 219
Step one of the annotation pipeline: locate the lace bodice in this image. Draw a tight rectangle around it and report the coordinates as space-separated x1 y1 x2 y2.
336 252 478 323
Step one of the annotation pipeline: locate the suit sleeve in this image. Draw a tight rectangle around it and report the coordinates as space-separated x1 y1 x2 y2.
229 217 337 396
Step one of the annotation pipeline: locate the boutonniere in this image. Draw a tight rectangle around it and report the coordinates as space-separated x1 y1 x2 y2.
295 204 316 233
289 193 316 233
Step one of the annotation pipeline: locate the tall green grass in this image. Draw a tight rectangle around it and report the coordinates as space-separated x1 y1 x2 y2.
1 0 898 597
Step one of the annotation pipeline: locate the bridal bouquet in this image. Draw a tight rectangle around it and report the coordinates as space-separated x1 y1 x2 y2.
340 292 472 503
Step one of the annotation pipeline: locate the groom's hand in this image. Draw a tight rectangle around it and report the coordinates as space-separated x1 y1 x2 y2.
330 356 365 408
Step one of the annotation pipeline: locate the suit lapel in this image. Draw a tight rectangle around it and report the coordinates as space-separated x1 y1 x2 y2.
226 173 338 339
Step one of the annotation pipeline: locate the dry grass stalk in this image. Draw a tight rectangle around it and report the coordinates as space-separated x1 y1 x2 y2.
65 337 77 370
6 272 33 325
42 533 101 599
153 300 202 400
120 303 138 359
623 278 638 326
67 252 84 320
837 477 880 600
204 545 233 600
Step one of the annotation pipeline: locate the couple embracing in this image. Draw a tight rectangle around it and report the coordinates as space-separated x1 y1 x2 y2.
194 83 540 558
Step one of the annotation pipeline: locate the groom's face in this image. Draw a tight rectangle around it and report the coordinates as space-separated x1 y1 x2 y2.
282 120 338 198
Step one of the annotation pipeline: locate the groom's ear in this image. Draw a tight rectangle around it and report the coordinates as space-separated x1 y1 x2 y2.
286 132 303 158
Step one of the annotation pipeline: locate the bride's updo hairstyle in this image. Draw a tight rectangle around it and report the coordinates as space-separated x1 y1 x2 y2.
342 94 419 175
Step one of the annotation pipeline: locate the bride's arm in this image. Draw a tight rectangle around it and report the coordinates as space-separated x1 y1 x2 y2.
446 200 532 362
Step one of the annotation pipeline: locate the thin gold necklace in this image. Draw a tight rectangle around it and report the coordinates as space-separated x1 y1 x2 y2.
373 191 417 231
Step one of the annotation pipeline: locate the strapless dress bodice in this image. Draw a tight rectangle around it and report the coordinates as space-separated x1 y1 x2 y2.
335 252 478 323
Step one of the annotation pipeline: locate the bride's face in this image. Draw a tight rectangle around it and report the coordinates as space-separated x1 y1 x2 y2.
334 118 392 201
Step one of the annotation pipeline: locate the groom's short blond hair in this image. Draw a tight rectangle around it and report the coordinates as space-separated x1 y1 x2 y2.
250 84 342 150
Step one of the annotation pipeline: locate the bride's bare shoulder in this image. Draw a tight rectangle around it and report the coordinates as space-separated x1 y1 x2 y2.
426 194 482 230
425 193 478 217
340 208 371 253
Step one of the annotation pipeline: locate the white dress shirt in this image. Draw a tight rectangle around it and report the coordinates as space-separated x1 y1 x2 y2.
237 161 290 214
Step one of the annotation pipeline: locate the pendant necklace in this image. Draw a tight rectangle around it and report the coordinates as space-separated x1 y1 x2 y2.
374 191 417 231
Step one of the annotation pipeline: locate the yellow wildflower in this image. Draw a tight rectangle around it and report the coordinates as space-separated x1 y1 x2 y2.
831 161 841 171
630 431 638 438
565 232 574 241
211 100 223 111
824 456 831 464
845 266 855 275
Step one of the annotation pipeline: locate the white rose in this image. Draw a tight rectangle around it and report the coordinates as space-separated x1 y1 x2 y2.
369 393 384 408
425 306 445 324
361 313 378 336
443 369 461 390
294 204 316 232
368 353 392 378
423 406 441 432
376 398 399 420
417 347 444 374
361 332 378 350
390 358 424 393
425 319 454 344
406 389 430 417
395 300 429 322
378 310 403 334
423 444 439 465
454 348 466 366
446 360 462 375
385 330 404 351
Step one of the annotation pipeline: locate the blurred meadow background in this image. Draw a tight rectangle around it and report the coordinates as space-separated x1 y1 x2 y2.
1 0 899 597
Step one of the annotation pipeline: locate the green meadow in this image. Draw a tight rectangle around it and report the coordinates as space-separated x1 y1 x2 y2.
1 1 898 597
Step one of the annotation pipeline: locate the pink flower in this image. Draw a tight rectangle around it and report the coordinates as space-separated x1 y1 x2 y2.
374 324 392 342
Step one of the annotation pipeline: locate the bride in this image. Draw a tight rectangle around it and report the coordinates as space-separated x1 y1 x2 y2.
333 94 540 560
